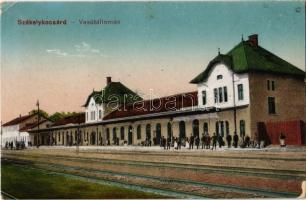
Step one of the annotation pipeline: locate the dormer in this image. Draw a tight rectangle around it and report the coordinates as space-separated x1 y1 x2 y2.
83 77 143 123
190 54 249 109
84 90 104 123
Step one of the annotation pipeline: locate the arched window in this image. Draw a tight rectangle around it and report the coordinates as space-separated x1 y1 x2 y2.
113 127 117 141
120 127 125 140
167 122 172 139
74 130 77 142
215 122 219 136
226 121 230 136
106 128 110 140
215 121 225 137
240 120 245 137
220 121 224 137
156 123 161 145
137 125 141 139
128 126 133 145
192 119 199 138
90 132 96 145
146 124 151 139
67 131 70 145
78 130 82 144
179 121 186 140
99 132 102 145
203 122 208 134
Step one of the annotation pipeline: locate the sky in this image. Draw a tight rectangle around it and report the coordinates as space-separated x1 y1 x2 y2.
1 1 305 123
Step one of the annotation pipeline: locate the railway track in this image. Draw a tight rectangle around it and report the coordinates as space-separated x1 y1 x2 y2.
78 150 306 162
5 149 306 173
2 158 300 198
4 152 306 180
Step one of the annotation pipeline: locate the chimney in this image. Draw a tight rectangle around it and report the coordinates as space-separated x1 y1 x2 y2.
19 114 22 118
248 34 258 46
106 76 112 85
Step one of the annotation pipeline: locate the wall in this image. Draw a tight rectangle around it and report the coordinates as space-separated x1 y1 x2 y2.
266 120 304 145
85 97 103 123
249 72 306 138
197 63 250 109
2 124 20 144
33 105 251 146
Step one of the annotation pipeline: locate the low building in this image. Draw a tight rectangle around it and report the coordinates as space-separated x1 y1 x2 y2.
29 34 305 146
38 113 85 146
1 113 52 147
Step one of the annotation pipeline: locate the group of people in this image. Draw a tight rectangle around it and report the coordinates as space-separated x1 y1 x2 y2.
4 141 28 150
153 132 264 150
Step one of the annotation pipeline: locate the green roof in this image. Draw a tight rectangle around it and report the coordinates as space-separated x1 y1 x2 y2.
190 40 305 84
83 82 142 107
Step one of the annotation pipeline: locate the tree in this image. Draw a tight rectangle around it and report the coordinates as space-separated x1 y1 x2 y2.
29 109 49 119
49 111 78 122
49 112 64 122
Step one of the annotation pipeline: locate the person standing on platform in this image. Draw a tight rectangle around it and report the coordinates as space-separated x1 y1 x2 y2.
195 136 200 149
185 137 190 149
245 135 250 147
201 133 205 149
162 136 166 150
211 133 217 150
233 132 239 148
190 135 194 149
174 137 178 150
206 134 211 149
226 134 232 148
166 137 171 150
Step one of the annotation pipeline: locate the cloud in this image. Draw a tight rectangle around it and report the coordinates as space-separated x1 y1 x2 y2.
46 42 109 58
74 42 100 54
46 49 68 57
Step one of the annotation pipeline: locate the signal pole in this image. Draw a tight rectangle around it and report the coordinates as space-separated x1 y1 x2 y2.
36 100 40 148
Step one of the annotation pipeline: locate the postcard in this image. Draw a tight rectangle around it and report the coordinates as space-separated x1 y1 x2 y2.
1 1 306 199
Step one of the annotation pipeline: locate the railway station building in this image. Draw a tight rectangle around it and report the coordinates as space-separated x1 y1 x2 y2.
22 34 306 146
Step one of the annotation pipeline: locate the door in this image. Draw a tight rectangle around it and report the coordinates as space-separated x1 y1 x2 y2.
128 126 133 145
156 123 161 145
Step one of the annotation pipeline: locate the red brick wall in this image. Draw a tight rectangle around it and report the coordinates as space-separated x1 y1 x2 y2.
266 120 305 145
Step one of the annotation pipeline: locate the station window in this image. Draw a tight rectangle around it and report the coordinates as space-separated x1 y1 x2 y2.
214 88 218 103
99 110 102 119
238 84 244 100
268 97 276 114
225 121 229 136
240 120 245 137
267 80 275 91
218 87 223 103
120 127 125 140
203 122 208 133
113 127 117 140
137 125 141 140
223 86 228 102
271 81 275 91
202 90 207 105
